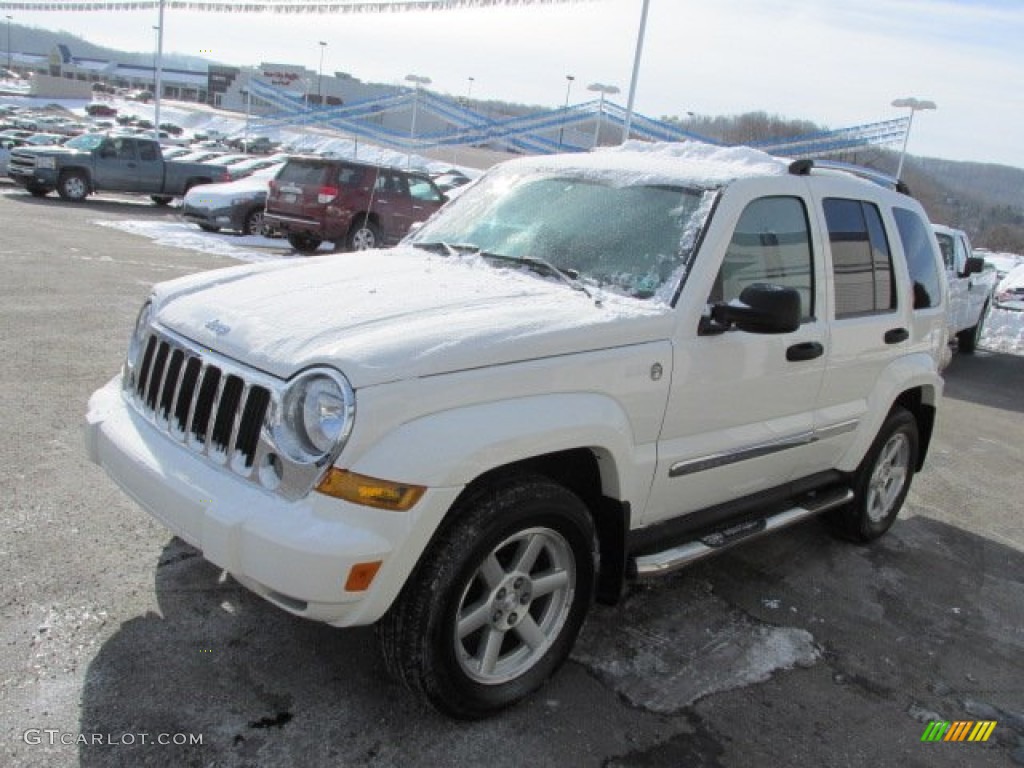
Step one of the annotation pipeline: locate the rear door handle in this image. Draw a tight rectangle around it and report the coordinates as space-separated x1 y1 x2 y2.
884 328 909 344
786 341 824 361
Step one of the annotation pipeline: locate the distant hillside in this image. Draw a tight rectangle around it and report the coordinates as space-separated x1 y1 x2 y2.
9 22 218 71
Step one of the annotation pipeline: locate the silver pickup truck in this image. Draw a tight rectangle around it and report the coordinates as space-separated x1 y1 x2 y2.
933 224 997 354
6 133 228 205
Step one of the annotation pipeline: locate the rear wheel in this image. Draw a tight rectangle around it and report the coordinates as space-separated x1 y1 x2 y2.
347 219 381 251
198 223 220 233
287 232 322 254
378 475 596 719
57 171 89 201
242 208 265 237
151 195 173 206
829 407 918 542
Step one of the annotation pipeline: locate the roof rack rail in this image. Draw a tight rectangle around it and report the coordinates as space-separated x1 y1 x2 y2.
787 158 912 196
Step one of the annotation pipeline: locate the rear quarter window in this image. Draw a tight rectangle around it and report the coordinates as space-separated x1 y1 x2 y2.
892 207 943 309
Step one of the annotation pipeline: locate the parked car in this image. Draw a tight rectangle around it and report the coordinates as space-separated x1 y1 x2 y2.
181 162 284 236
980 250 1024 281
264 156 447 253
431 169 472 193
83 104 117 118
995 263 1024 311
932 224 997 353
87 146 947 718
221 153 289 180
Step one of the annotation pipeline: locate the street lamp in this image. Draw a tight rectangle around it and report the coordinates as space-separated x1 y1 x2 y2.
317 41 327 105
587 82 620 148
891 96 937 180
5 16 12 74
466 76 474 103
558 74 575 148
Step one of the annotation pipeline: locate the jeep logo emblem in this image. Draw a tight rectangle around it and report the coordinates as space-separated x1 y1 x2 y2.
204 319 231 336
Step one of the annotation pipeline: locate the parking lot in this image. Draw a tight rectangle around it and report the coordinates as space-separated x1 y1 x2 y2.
0 182 1021 767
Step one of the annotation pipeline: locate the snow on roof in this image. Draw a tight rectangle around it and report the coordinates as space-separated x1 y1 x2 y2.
505 139 789 188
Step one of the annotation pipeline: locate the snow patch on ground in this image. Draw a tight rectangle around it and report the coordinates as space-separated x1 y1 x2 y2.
94 219 299 263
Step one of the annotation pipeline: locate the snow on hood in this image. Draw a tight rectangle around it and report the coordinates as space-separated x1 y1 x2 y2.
151 246 673 387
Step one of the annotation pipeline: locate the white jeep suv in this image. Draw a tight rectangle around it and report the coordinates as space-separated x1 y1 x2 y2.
85 142 947 718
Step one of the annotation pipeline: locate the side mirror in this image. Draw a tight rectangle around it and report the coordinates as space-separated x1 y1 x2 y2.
963 256 985 276
708 283 801 334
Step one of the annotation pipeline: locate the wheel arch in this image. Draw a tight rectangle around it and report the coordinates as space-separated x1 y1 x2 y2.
59 166 93 192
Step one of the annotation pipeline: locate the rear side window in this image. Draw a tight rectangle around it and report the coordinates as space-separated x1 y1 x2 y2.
138 142 158 162
893 207 943 309
711 196 814 320
408 175 444 203
276 160 328 187
824 198 896 318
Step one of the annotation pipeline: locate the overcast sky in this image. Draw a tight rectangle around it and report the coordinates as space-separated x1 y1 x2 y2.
8 0 1024 169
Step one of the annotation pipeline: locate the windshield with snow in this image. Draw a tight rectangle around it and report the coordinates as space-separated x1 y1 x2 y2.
64 134 105 152
407 167 714 302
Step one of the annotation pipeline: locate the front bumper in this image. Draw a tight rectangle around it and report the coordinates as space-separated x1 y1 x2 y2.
8 166 57 188
84 376 458 626
182 203 240 231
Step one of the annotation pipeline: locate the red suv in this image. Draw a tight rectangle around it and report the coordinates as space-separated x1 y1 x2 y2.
264 156 448 253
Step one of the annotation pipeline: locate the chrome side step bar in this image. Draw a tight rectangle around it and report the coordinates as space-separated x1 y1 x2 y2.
631 488 854 578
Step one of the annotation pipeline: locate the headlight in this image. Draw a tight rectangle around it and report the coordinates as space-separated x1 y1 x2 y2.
35 156 56 170
275 369 355 463
127 301 153 368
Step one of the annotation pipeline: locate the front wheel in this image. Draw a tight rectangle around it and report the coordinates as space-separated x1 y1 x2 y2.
829 407 918 542
198 223 220 233
377 475 596 719
26 184 50 198
57 171 89 201
956 303 988 354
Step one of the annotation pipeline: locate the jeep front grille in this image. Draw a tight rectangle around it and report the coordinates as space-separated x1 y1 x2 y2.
130 332 271 472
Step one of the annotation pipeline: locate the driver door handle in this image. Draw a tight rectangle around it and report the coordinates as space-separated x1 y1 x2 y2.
786 341 824 362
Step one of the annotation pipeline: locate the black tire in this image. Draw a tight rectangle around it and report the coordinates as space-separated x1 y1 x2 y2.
242 207 265 237
151 195 173 206
829 407 918 543
57 171 89 202
347 219 381 251
377 474 596 719
198 223 220 233
26 184 50 198
287 233 322 254
956 303 988 354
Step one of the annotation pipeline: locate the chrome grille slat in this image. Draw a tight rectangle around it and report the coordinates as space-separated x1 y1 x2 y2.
204 373 228 456
227 383 250 462
127 330 272 478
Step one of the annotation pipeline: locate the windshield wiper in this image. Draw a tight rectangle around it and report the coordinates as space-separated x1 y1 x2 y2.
411 241 482 256
480 251 594 299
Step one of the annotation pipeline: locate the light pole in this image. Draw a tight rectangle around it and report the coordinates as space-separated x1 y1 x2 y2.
152 0 165 142
5 16 12 74
891 97 937 180
405 73 431 167
466 76 474 103
151 26 159 92
587 82 619 148
622 0 650 143
317 41 327 105
558 74 575 148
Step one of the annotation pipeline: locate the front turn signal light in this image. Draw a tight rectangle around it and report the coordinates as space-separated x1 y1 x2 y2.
315 468 425 511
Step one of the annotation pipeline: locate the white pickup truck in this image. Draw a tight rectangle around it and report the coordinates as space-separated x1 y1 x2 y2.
86 144 947 718
933 224 997 353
